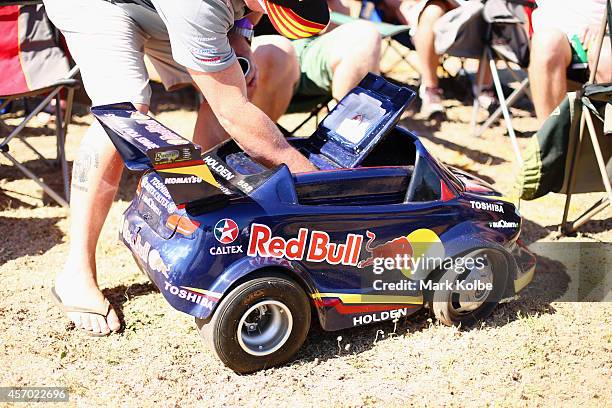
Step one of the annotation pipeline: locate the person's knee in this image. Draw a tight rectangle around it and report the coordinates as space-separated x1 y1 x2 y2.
253 36 299 85
356 22 382 60
336 21 381 67
74 123 124 185
589 41 612 83
530 30 571 71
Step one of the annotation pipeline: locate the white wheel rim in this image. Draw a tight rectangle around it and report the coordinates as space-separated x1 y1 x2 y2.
237 300 293 356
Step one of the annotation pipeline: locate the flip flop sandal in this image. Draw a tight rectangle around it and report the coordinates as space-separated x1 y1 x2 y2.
50 287 117 337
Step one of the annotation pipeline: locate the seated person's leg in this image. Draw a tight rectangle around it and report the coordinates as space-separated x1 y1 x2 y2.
293 20 382 102
588 38 612 83
474 61 497 110
528 29 572 123
325 21 382 100
407 0 455 117
251 35 301 122
194 35 302 149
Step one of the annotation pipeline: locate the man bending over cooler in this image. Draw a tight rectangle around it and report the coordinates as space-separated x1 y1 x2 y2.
44 0 329 336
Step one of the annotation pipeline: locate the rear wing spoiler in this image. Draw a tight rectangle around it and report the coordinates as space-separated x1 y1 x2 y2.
91 103 228 208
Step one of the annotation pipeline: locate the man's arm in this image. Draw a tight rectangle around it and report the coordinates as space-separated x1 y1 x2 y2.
245 11 263 25
327 0 350 15
189 62 316 173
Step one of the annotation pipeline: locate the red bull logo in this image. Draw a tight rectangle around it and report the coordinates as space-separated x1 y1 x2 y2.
358 231 413 269
247 224 443 272
358 229 445 278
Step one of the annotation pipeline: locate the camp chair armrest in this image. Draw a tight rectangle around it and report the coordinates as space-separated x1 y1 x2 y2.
0 78 80 99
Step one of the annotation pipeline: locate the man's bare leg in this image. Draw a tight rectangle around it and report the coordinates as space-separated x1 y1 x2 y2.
410 0 453 117
588 38 612 84
528 29 572 124
54 104 150 335
412 0 449 90
325 21 381 100
251 35 300 122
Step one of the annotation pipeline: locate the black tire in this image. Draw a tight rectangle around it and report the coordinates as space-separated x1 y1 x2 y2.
429 249 508 327
195 274 311 374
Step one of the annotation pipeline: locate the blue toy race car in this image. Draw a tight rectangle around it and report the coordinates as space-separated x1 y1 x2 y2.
93 74 535 374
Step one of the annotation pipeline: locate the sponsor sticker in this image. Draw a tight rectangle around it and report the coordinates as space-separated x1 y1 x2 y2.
148 248 169 279
141 177 177 213
209 219 243 255
135 120 189 146
154 150 180 163
353 308 408 326
121 220 170 278
203 156 236 181
470 200 504 213
214 219 239 244
130 111 149 120
163 281 217 311
358 229 445 279
141 195 162 217
247 224 364 266
164 176 203 185
489 220 519 229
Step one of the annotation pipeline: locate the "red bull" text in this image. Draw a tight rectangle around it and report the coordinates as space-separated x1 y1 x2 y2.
247 224 364 266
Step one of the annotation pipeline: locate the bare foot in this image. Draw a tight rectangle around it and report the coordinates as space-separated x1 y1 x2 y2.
54 267 121 336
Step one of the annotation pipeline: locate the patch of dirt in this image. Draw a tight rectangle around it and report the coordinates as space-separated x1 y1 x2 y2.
1 58 610 407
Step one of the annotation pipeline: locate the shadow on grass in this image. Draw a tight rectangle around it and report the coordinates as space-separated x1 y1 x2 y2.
0 188 38 210
520 218 556 245
292 253 568 367
424 131 507 166
562 217 612 236
1 157 70 208
102 282 159 330
1 156 142 206
0 215 63 263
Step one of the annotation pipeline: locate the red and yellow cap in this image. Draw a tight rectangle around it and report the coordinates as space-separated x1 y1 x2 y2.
258 0 330 39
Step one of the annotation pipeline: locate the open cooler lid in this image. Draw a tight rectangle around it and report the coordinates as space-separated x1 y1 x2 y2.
313 74 415 168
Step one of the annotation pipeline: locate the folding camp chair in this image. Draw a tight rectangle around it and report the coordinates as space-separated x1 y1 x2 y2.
0 4 79 207
360 0 468 80
470 0 591 166
358 0 419 75
560 1 612 235
469 0 535 165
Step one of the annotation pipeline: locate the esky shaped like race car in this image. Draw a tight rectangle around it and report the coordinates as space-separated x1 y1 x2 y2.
93 74 536 374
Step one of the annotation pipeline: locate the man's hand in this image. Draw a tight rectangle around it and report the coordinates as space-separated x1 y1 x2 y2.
189 63 317 174
229 33 258 99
